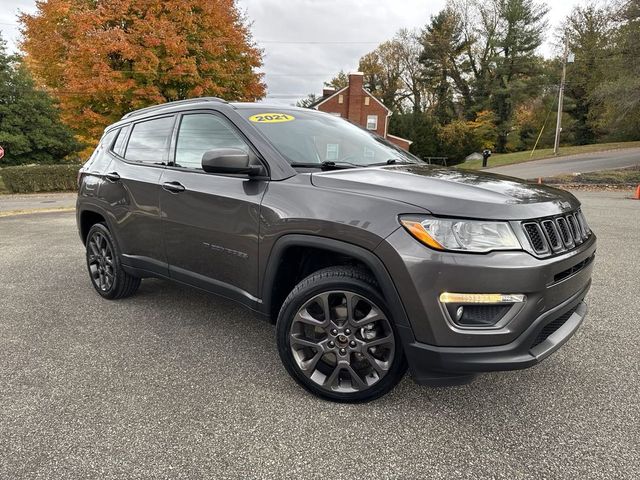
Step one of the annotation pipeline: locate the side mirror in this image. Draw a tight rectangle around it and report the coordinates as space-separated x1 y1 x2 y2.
201 148 265 176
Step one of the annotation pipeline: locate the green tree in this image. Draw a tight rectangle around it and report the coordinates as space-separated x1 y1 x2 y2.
324 70 349 90
438 119 482 162
359 42 403 111
389 112 441 159
420 8 472 122
490 0 549 151
564 4 611 144
0 34 80 166
296 93 319 108
591 0 640 140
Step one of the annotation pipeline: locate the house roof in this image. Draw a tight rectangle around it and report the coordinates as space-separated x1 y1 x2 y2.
310 82 392 114
309 85 349 109
387 134 413 145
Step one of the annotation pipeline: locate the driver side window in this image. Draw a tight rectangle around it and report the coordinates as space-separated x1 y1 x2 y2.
174 113 250 170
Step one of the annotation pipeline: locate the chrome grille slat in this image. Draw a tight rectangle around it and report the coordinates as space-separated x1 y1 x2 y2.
576 211 591 239
522 222 548 254
541 220 562 251
567 214 582 244
556 217 574 248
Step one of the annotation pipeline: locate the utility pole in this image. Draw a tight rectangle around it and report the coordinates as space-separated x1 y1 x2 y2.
554 36 569 155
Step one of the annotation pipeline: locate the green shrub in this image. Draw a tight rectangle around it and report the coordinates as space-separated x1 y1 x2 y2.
0 164 81 193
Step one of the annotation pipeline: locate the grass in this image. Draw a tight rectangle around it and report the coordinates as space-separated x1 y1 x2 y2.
0 175 8 194
461 141 640 170
544 165 640 185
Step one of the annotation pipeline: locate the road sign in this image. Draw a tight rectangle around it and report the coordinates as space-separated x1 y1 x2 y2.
0 146 4 160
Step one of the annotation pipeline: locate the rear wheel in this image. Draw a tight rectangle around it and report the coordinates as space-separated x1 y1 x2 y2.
276 266 406 402
85 223 140 299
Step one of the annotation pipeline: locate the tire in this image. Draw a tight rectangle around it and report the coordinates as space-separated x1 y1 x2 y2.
85 223 141 300
276 266 407 403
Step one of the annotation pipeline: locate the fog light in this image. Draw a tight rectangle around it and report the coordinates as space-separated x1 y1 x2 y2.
455 306 464 321
439 292 525 304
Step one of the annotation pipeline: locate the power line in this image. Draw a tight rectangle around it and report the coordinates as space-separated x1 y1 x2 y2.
0 20 381 44
258 40 379 44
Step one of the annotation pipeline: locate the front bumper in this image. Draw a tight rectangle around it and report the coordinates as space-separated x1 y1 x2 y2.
375 226 596 384
399 282 589 384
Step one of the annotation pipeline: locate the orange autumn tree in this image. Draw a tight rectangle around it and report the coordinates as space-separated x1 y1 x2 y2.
20 0 266 149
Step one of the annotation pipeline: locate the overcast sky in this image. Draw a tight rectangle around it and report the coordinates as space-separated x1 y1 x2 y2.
2 0 585 104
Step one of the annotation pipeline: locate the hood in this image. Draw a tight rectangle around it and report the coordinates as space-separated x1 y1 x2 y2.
310 164 580 220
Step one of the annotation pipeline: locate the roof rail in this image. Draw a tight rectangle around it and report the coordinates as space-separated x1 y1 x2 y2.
121 97 228 120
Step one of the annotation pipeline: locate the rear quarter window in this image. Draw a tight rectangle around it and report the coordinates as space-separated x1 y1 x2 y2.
84 129 118 172
112 124 131 157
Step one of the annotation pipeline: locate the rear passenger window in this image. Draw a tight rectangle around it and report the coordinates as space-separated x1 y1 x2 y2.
174 113 249 170
124 116 175 164
112 124 131 157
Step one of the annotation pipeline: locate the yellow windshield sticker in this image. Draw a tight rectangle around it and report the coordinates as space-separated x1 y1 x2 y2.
249 113 295 123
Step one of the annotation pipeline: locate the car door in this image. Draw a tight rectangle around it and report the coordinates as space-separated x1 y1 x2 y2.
100 115 175 276
159 111 268 304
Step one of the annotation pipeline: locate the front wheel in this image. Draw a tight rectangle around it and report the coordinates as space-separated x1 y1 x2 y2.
276 266 407 403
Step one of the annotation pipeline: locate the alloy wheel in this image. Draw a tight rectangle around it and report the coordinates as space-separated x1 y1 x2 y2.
289 290 396 393
87 231 115 292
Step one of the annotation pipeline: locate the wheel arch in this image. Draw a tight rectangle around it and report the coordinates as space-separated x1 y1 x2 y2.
77 205 116 245
261 235 410 328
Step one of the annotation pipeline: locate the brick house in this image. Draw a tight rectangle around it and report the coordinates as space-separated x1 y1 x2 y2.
311 72 412 151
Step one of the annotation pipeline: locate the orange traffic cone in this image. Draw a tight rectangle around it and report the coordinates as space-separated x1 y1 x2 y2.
634 184 640 200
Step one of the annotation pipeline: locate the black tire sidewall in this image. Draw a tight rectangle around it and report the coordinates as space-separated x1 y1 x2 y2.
276 270 407 403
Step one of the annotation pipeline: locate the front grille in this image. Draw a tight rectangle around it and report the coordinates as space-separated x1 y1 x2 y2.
542 220 562 251
556 217 574 248
521 210 591 257
523 223 548 253
567 215 581 242
531 307 577 348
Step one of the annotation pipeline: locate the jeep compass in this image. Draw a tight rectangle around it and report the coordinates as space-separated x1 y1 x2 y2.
77 97 596 402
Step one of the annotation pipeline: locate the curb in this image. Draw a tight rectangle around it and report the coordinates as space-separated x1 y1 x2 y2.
0 207 75 218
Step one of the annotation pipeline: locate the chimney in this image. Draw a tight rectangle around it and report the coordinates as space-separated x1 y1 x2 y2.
347 72 364 124
322 87 335 98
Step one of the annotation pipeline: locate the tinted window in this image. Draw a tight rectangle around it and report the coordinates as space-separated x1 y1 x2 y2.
243 109 420 166
112 124 131 157
124 116 174 164
174 114 249 169
85 129 118 172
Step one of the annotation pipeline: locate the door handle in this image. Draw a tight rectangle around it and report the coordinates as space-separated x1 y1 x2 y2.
104 172 120 182
162 181 186 193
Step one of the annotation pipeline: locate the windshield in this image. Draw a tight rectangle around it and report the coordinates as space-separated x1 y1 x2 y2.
241 108 421 167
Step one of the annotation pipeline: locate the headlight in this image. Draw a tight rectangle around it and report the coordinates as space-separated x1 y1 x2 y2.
400 216 521 253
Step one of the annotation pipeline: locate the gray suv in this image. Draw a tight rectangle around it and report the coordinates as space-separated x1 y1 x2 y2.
77 97 596 402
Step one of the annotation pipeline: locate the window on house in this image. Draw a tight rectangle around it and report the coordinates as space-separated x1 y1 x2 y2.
364 147 375 160
364 97 370 106
326 143 339 161
338 94 344 104
366 115 378 130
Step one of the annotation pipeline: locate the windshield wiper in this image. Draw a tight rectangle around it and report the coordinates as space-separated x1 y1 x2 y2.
367 158 413 166
290 161 358 170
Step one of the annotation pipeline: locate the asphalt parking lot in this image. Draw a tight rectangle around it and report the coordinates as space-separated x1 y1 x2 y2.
0 190 638 479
